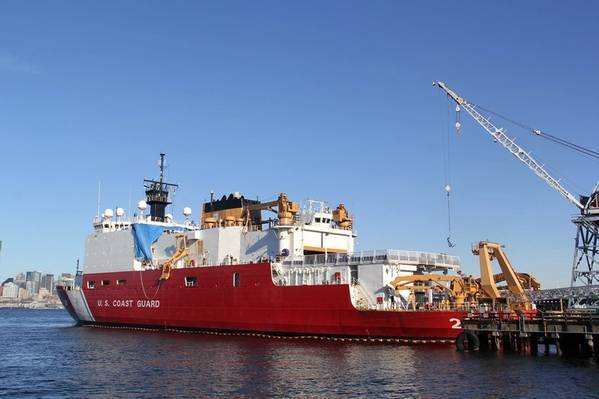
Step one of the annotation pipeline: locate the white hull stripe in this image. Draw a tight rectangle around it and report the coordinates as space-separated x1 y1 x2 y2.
68 289 95 322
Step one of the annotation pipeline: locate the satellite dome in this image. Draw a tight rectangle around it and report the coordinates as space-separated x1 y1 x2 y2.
116 207 125 217
183 207 192 217
103 208 114 218
137 200 147 211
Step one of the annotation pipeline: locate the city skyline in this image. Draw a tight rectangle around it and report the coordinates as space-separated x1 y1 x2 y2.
1 269 73 301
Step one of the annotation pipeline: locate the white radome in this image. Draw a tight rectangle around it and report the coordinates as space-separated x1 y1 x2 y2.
116 207 125 217
103 208 114 218
183 207 192 217
137 200 147 211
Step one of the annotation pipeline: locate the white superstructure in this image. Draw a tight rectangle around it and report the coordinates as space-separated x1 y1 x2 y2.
85 197 357 273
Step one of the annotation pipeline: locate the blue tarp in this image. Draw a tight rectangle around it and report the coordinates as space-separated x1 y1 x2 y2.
132 223 185 261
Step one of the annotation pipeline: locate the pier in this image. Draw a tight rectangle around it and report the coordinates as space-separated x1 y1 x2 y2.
459 309 599 356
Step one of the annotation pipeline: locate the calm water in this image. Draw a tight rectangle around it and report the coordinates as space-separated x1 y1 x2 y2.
1 309 598 398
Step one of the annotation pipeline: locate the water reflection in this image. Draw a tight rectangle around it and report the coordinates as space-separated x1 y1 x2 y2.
2 309 599 398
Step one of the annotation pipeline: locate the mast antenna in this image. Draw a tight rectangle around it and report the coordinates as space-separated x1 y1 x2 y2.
96 180 102 219
159 153 165 184
144 153 178 222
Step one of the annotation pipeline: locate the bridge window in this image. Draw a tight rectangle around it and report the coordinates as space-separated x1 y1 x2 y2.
87 281 95 289
185 276 198 287
116 279 127 286
101 280 110 286
233 272 240 287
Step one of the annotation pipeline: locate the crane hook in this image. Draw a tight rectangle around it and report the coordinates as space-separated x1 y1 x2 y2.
447 236 456 248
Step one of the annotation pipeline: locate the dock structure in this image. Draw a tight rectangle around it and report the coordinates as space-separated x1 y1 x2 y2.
529 285 599 309
459 310 599 356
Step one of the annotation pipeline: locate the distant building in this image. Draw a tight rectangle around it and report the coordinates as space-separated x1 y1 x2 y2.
1 282 19 298
1 278 13 296
42 274 55 293
25 271 42 296
25 281 38 297
18 287 29 299
38 288 50 298
14 273 25 285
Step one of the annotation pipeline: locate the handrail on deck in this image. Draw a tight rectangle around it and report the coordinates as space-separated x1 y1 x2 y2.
280 249 460 270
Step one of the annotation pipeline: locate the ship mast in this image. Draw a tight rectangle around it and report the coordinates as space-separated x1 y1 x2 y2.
144 153 178 222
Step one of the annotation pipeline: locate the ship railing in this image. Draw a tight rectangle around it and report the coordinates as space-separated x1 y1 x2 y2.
281 249 460 270
350 297 477 312
277 266 351 287
385 300 474 312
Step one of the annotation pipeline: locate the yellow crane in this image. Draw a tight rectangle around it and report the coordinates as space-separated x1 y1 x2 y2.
389 241 539 310
390 274 480 309
243 193 299 226
480 272 541 291
159 233 190 280
473 241 535 310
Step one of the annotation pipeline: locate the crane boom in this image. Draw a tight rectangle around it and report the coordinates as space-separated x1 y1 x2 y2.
434 81 585 211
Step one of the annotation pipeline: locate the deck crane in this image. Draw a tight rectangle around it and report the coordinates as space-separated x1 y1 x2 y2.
389 240 540 311
433 81 599 287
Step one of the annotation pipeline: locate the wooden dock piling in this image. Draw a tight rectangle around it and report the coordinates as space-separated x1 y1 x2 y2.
458 310 599 356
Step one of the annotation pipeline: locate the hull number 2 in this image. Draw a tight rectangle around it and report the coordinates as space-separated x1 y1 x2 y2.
449 318 462 329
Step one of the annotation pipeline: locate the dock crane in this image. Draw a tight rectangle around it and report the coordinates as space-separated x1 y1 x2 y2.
433 81 599 287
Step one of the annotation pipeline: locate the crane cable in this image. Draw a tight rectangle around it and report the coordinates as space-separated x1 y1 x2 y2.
443 96 456 248
446 184 454 248
473 103 599 161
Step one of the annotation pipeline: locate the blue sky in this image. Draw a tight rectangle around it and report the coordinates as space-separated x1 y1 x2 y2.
0 1 597 287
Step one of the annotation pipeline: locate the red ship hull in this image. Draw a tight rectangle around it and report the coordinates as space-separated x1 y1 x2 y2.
58 262 465 341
